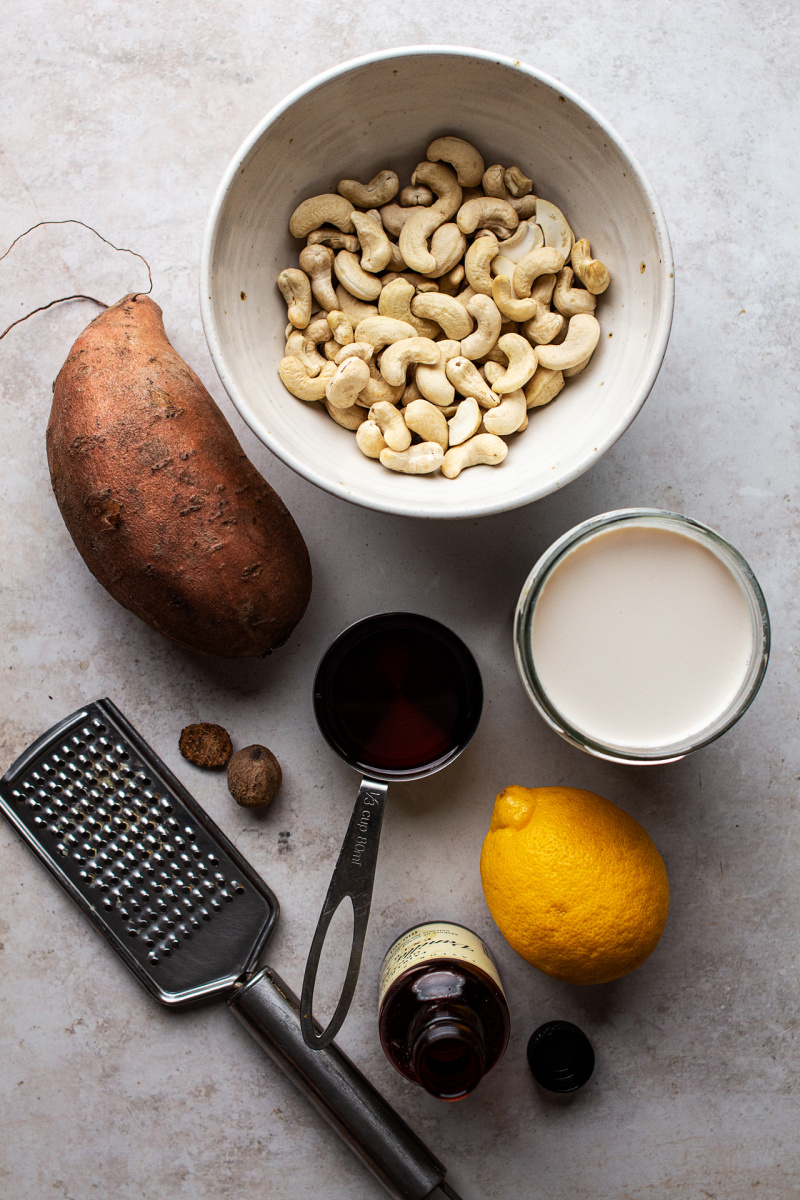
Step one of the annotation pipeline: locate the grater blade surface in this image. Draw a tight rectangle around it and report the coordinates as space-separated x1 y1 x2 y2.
0 698 278 1008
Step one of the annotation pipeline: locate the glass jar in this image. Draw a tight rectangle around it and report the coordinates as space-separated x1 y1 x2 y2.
514 509 770 764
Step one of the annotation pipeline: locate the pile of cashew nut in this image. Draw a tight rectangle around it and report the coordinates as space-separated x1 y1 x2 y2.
277 135 610 479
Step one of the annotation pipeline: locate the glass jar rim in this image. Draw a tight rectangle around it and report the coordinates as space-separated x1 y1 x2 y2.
513 508 770 764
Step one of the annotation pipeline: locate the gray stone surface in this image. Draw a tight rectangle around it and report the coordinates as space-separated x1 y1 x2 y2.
1 3 798 1198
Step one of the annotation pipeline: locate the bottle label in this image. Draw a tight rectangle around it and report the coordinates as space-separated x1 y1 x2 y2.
378 921 504 1008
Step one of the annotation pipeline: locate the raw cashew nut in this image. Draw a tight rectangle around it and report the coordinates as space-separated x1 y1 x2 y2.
334 341 373 365
481 382 527 435
457 197 519 236
504 166 533 198
402 374 423 405
356 420 387 458
480 359 504 386
334 284 378 325
403 399 449 451
382 271 438 291
411 161 463 219
442 433 508 478
491 333 538 394
285 329 325 377
482 369 525 436
326 309 354 345
460 295 502 359
399 185 435 207
512 247 566 298
564 354 593 378
415 338 461 406
323 339 341 361
354 316 418 350
428 223 468 278
411 293 473 341
289 194 355 239
553 266 597 317
426 136 485 187
520 273 565 345
571 239 611 295
351 210 393 274
437 263 465 295
325 399 366 430
478 225 517 242
491 275 538 322
464 234 499 295
379 203 414 238
279 357 336 401
303 316 333 345
492 220 545 277
531 272 557 307
536 198 574 258
445 356 500 408
380 443 445 474
303 321 335 357
337 170 399 209
334 250 383 301
307 227 360 252
326 356 370 409
379 337 440 386
358 359 404 407
277 268 312 328
454 285 477 310
299 245 338 311
482 165 537 218
379 277 439 339
522 309 565 346
535 314 601 371
447 397 482 446
369 401 412 451
480 344 508 366
385 241 407 272
399 207 446 274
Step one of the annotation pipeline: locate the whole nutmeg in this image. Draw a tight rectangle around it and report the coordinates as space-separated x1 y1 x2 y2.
228 745 282 808
179 722 233 768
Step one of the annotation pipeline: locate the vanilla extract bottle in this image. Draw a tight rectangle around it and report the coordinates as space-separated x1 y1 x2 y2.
378 921 510 1101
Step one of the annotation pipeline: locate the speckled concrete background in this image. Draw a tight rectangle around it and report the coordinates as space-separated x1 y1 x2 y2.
1 3 799 1198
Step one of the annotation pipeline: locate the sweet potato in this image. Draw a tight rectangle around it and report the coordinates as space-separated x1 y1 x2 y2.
47 294 311 657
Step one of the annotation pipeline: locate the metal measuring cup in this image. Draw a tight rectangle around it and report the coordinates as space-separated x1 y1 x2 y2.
300 613 483 1050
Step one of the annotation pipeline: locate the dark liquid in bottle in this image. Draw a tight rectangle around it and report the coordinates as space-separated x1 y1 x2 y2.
314 613 483 776
379 959 511 1101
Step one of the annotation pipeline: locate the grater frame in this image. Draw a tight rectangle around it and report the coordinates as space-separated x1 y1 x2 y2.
0 698 278 1009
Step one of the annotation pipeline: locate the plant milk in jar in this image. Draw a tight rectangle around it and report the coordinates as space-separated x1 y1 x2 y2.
515 511 769 762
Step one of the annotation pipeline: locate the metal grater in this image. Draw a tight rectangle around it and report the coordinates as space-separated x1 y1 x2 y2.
0 698 465 1200
0 698 277 1007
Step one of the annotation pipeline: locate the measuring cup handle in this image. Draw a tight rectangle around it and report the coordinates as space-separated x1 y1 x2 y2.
300 778 389 1051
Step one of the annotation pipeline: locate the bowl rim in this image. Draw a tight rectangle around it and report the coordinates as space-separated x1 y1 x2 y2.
200 44 675 520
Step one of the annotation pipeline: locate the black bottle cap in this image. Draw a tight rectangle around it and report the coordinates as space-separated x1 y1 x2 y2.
527 1020 595 1093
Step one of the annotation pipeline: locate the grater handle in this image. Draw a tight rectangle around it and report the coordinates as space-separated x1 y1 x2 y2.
229 966 461 1200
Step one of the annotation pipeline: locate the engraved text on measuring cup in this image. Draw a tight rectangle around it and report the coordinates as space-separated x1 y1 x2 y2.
351 790 382 865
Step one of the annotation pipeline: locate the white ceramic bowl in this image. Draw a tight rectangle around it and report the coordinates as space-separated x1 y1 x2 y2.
201 46 674 519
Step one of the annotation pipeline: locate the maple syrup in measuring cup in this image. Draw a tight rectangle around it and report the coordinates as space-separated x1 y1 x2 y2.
314 612 483 775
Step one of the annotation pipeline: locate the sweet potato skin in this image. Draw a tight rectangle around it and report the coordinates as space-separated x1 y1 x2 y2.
47 294 312 657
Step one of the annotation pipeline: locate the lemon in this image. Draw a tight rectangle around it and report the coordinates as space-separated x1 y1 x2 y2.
480 786 669 985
